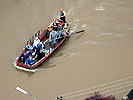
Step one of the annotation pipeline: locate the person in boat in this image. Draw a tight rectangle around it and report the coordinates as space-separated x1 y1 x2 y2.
48 22 53 30
26 56 34 66
36 41 46 52
41 41 46 50
36 49 45 61
53 21 58 31
46 28 51 39
57 22 63 31
56 30 62 42
33 45 40 58
59 19 65 29
19 52 29 63
24 43 33 56
53 19 63 31
33 37 40 48
57 31 62 38
60 8 66 23
36 42 42 50
32 41 46 60
49 30 57 48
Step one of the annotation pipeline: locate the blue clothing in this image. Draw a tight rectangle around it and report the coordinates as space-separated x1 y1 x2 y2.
49 31 57 44
25 45 33 51
23 54 29 60
19 53 29 63
49 31 57 39
37 43 46 50
59 98 65 100
25 45 33 55
49 47 54 53
50 31 57 39
33 46 36 51
57 97 65 100
57 31 62 38
26 58 34 65
37 43 41 49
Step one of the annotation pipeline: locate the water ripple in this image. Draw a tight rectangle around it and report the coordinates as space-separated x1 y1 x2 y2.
122 25 133 29
97 32 123 37
83 40 99 45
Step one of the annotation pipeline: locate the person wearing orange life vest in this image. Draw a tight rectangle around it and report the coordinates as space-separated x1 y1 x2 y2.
46 22 53 39
48 22 53 30
57 19 64 30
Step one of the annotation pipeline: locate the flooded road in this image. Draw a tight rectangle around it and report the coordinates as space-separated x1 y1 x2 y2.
0 0 133 100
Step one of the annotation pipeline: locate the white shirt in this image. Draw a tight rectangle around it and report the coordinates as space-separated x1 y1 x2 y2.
33 39 40 47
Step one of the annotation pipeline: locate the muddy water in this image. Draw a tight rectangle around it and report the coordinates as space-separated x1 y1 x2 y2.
0 0 133 100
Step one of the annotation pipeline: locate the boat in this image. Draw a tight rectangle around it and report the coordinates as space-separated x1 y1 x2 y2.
16 20 70 70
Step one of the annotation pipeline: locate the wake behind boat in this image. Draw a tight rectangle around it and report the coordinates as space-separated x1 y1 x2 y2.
16 9 70 70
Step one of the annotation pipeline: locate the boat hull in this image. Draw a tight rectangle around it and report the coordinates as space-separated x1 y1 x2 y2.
16 27 70 69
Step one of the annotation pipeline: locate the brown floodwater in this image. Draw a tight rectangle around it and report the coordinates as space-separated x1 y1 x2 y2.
0 0 133 100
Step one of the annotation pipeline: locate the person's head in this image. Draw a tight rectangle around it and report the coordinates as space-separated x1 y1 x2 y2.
29 56 32 60
52 30 55 33
35 37 38 40
28 43 31 46
24 52 26 55
61 8 63 12
40 50 42 53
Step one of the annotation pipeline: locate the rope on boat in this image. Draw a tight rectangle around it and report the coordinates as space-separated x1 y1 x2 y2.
65 81 133 99
60 76 133 97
